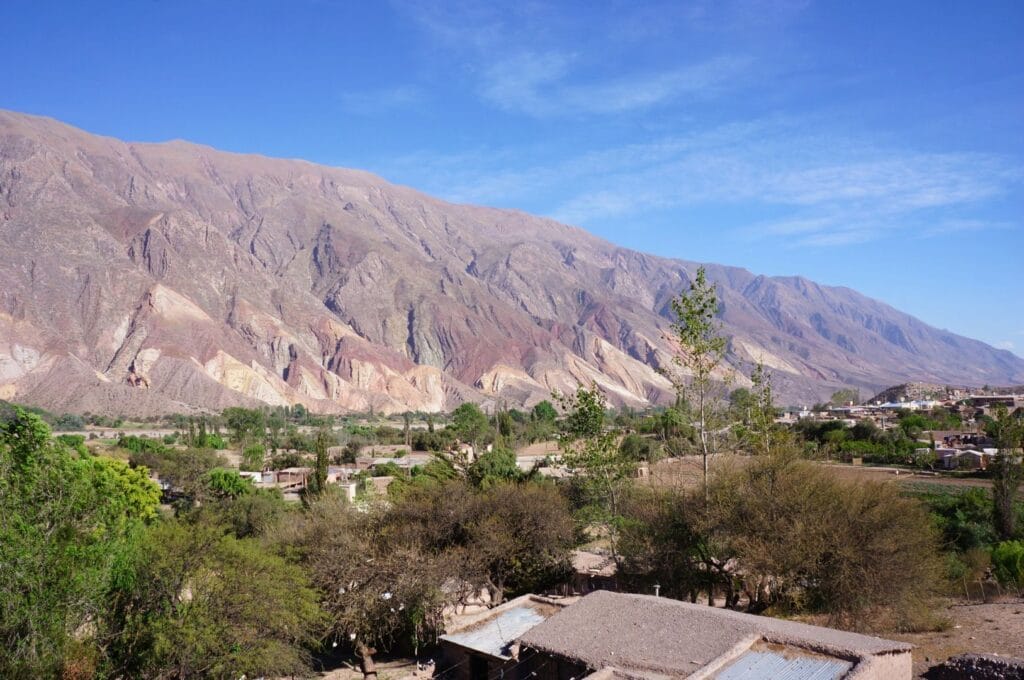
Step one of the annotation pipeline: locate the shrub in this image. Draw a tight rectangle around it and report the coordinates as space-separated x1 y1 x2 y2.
56 434 88 457
206 468 253 499
117 435 166 455
619 433 660 462
991 541 1024 588
241 443 266 471
201 433 226 449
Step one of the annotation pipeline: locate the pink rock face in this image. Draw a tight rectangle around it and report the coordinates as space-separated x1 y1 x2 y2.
0 109 1021 415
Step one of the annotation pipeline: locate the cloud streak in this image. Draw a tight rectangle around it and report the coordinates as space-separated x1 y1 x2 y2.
381 2 1022 250
396 1 756 118
480 52 750 117
382 118 1022 248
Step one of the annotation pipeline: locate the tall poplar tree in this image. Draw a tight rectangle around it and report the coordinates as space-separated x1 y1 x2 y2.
669 266 729 497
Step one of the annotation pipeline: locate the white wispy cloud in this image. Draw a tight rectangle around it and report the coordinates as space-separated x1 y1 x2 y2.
480 52 750 117
379 2 1021 249
996 340 1016 351
395 1 755 118
381 118 1022 247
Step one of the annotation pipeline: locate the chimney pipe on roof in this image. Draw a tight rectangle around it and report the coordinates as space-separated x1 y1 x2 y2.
653 584 661 597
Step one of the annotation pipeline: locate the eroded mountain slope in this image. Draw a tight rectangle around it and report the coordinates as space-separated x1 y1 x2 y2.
1 110 1020 414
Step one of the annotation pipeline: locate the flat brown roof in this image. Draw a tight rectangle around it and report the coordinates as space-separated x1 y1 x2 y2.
519 591 910 677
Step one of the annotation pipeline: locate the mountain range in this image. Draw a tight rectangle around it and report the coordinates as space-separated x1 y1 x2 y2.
1 110 1021 415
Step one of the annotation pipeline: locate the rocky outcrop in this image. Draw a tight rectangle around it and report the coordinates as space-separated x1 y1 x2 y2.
1 109 1022 415
926 653 1024 679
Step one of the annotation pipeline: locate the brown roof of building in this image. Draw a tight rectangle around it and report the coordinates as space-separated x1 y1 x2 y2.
572 549 618 577
518 591 910 677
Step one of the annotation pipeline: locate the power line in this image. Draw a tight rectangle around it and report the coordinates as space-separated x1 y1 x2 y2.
486 649 539 680
433 655 471 678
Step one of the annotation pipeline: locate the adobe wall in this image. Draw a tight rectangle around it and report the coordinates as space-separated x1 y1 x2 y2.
846 650 913 680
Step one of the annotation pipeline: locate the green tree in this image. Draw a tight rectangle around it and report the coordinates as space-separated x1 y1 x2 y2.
206 468 254 499
468 445 521 488
531 400 558 423
558 387 635 557
660 406 686 443
0 409 158 677
620 448 944 627
450 402 490 449
668 266 728 497
558 384 606 438
729 387 755 415
129 446 225 504
991 540 1024 588
830 388 860 406
306 427 331 498
222 406 265 445
102 520 323 679
920 487 996 554
464 482 574 603
709 450 942 627
266 409 286 449
241 442 265 471
497 409 515 442
619 432 656 462
88 456 162 522
748 362 777 456
989 405 1024 540
56 433 89 457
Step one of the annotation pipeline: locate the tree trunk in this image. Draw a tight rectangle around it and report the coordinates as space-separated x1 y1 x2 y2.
357 642 378 680
487 577 505 607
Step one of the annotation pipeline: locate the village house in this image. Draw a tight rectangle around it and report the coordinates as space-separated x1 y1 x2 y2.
956 449 996 471
563 549 618 596
933 447 961 470
441 591 913 680
438 595 570 680
930 446 998 471
928 430 994 450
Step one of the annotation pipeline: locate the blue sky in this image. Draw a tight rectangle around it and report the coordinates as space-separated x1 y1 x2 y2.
4 1 1022 355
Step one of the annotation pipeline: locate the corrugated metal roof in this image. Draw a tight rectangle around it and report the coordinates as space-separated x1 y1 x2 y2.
441 605 548 659
714 648 852 680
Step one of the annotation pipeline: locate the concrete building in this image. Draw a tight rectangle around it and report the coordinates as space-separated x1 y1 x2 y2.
466 591 914 680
